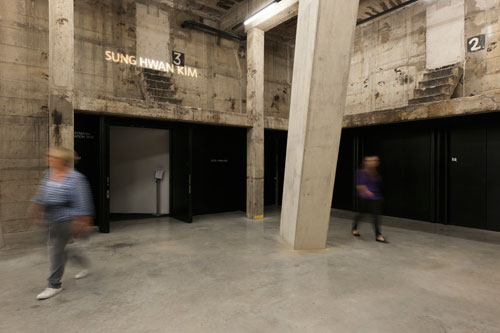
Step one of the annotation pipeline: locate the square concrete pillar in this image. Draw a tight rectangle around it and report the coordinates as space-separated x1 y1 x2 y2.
49 0 74 150
246 28 265 219
280 0 360 250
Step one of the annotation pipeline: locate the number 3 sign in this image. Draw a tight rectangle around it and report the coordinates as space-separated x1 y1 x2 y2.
172 51 185 66
467 35 485 53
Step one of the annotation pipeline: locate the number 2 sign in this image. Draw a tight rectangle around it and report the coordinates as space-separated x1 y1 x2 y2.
467 35 485 53
172 51 185 66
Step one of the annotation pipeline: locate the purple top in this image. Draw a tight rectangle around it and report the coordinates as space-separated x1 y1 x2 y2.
356 169 382 200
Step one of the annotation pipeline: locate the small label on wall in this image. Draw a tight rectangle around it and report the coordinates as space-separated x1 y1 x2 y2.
467 35 485 52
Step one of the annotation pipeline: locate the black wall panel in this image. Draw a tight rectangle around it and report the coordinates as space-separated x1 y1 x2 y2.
362 124 433 222
191 125 246 215
486 120 500 231
448 121 487 229
332 131 355 211
264 130 287 206
74 114 101 226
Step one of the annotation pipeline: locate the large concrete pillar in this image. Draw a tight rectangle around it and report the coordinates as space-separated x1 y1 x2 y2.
246 28 265 219
280 0 359 250
48 0 74 149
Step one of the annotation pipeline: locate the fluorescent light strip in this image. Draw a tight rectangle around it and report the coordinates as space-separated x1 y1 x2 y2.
244 1 279 26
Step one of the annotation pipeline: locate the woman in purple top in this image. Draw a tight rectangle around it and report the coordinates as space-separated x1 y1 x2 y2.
352 156 386 243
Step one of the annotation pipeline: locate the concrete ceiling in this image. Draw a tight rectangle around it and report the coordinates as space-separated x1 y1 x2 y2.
358 0 415 22
177 0 418 22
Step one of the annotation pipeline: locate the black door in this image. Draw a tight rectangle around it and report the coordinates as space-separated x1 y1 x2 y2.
487 120 500 231
264 130 287 206
170 126 193 223
448 123 487 229
363 124 433 222
191 125 246 215
74 114 109 232
332 130 356 211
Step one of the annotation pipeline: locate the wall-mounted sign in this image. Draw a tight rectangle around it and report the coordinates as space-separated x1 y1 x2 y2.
74 131 95 139
467 35 485 53
105 50 199 78
172 51 184 67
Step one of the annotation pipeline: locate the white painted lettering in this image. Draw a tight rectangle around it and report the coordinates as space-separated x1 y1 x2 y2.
158 61 166 71
130 56 136 66
187 67 198 78
120 54 129 64
139 57 147 67
111 52 120 63
147 58 159 70
105 50 112 61
166 63 174 73
177 66 185 75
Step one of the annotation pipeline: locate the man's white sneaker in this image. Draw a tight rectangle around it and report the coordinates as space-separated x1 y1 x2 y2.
36 287 62 300
75 269 89 279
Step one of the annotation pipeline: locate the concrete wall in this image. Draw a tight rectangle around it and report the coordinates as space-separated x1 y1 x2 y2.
464 0 500 96
110 126 170 215
73 0 247 113
346 0 500 115
0 0 49 236
264 35 294 118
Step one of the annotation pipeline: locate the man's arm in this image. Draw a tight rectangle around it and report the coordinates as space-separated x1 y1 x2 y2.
356 185 374 198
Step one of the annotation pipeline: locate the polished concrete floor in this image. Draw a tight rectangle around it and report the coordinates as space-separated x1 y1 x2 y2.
1 208 500 332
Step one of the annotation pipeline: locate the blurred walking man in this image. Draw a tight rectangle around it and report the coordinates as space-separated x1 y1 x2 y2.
352 156 387 243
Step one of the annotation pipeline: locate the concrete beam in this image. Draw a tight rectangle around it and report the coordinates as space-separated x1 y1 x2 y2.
74 94 254 128
48 0 74 150
244 0 299 32
280 0 360 250
220 0 270 31
246 28 265 219
343 91 500 128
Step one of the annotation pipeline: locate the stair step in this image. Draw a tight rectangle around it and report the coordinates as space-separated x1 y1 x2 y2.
154 97 182 104
408 94 449 105
424 67 460 80
143 71 172 82
414 84 454 98
419 75 457 89
145 79 175 89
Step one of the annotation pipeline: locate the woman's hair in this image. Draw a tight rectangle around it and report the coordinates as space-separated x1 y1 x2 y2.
48 147 75 166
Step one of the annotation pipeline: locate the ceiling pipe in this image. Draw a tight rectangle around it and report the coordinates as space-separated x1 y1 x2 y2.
181 20 246 41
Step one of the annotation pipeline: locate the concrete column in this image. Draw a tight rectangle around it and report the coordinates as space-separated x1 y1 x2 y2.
280 0 360 250
49 0 74 150
246 28 265 219
0 226 4 248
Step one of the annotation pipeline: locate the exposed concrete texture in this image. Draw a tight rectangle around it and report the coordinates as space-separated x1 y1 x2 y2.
74 94 253 127
2 210 500 331
344 89 500 128
264 34 294 118
426 0 465 69
246 28 265 219
280 0 359 250
0 0 49 236
49 0 74 150
464 0 500 97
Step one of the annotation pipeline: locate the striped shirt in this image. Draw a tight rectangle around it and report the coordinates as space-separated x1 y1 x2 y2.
32 170 95 223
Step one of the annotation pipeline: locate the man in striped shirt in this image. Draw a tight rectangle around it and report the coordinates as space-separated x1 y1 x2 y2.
29 147 94 300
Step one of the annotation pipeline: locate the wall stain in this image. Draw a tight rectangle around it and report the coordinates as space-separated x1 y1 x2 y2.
56 18 68 25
